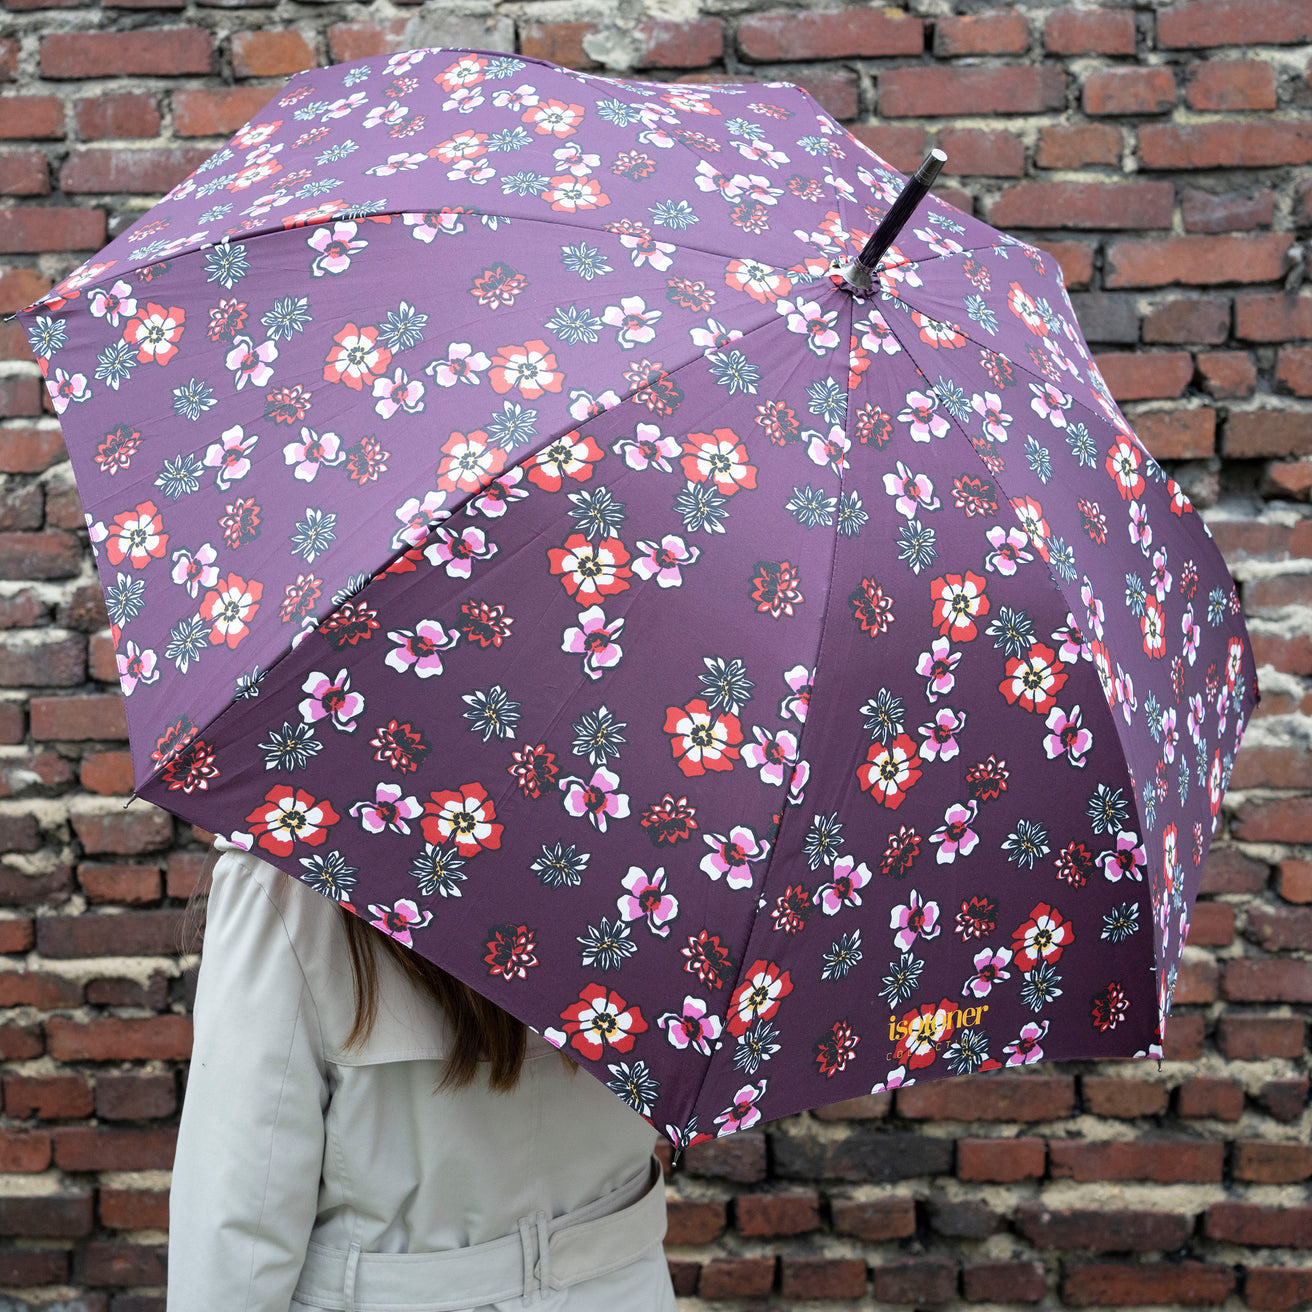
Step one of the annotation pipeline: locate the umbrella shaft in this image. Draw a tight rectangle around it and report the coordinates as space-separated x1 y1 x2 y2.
847 148 948 284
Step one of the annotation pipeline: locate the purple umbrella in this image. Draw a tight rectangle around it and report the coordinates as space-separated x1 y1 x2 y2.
17 46 1257 1154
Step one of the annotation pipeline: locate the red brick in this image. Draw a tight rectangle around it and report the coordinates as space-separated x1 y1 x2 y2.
0 1192 92 1237
0 635 84 687
89 630 117 682
990 180 1174 230
873 1258 959 1305
739 7 922 60
46 1015 192 1061
1084 66 1176 115
1134 408 1216 460
30 693 127 740
0 268 51 316
99 1187 169 1230
172 85 274 137
86 971 169 1009
1248 903 1312 950
69 807 173 856
1050 1139 1223 1182
1237 291 1312 340
0 483 42 531
812 1092 891 1120
849 123 928 174
4 1074 93 1120
1063 1261 1235 1306
667 1261 698 1297
1234 1140 1312 1183
1258 1075 1309 1122
0 96 64 140
899 1074 1074 1122
636 19 722 68
934 9 1030 55
231 29 316 78
781 1258 867 1299
0 592 47 631
1206 1201 1312 1247
963 1260 1047 1303
831 1196 916 1241
736 1191 820 1236
0 529 80 578
1036 123 1122 169
1281 858 1312 902
1201 845 1270 894
1141 121 1312 169
519 23 600 70
1198 350 1257 398
1249 630 1312 673
0 859 72 904
664 1198 725 1246
1094 350 1194 401
0 970 82 1008
0 1128 51 1171
0 1022 43 1058
0 916 33 951
1143 296 1230 344
53 1125 177 1173
1224 410 1312 458
40 29 214 78
0 1249 69 1283
1277 344 1312 395
1218 1012 1306 1060
1105 233 1292 287
935 128 1025 177
1186 59 1278 110
0 703 23 747
0 425 62 473
1182 186 1276 233
1082 1078 1169 1118
1178 1075 1245 1120
698 1257 776 1298
788 68 858 122
1222 957 1312 1002
879 65 1064 116
95 1072 176 1121
1174 955 1218 1003
0 206 105 253
325 20 407 63
957 1136 1046 1181
61 146 210 194
1045 7 1137 54
1245 574 1312 608
1158 0 1312 47
683 1132 766 1182
0 40 16 81
1246 1267 1312 1312
80 751 135 796
0 374 42 415
1185 899 1234 946
77 861 162 904
74 94 161 140
1036 239 1095 289
1016 1204 1192 1252
77 1239 167 1285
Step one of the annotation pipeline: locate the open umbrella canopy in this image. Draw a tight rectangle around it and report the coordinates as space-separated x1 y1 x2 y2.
19 46 1257 1151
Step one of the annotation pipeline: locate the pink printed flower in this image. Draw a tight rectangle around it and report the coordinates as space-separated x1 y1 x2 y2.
742 725 798 787
299 667 365 731
777 296 841 355
815 854 872 915
891 889 941 951
204 424 257 491
560 766 630 833
117 640 160 696
1003 1018 1050 1066
617 865 678 936
88 280 137 328
425 341 490 387
883 461 940 518
1100 831 1146 883
930 799 980 865
47 368 91 414
632 534 701 587
307 221 368 276
283 426 344 482
965 946 1013 998
971 390 1012 443
918 707 967 762
350 783 424 836
225 335 277 390
423 525 494 580
372 368 425 419
1030 379 1072 428
983 525 1033 576
898 388 950 441
384 618 459 677
246 784 339 857
714 1080 768 1135
699 825 768 889
614 423 680 472
1043 705 1093 767
916 636 960 702
366 898 432 948
656 997 722 1056
561 605 624 680
559 983 647 1059
171 542 219 599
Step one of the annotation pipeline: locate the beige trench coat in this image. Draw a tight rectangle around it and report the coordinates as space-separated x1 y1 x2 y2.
167 846 675 1311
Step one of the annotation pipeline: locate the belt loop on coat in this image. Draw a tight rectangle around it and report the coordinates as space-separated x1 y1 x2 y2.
517 1214 535 1305
343 1239 362 1312
534 1210 551 1295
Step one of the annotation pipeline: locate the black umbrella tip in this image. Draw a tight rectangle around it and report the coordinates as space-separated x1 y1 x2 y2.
914 148 948 187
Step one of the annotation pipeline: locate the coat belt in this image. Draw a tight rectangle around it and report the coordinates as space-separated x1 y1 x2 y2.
290 1154 667 1310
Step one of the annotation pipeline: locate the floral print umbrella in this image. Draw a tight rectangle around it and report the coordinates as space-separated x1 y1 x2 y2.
18 46 1258 1152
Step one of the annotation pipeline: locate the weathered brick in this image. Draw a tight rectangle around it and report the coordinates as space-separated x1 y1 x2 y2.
52 1125 177 1172
1224 411 1312 458
0 970 82 1008
40 29 214 78
739 7 923 60
1158 0 1312 47
39 906 187 958
1178 1075 1245 1120
1185 899 1235 946
1199 351 1258 398
1245 1267 1312 1312
1105 233 1292 287
70 807 173 856
698 1257 776 1298
0 860 72 906
957 1136 1045 1181
1140 122 1312 170
1181 186 1276 233
1233 1140 1312 1183
1276 344 1312 396
77 1239 167 1285
172 85 274 137
990 180 1174 230
326 19 409 63
1082 1078 1169 1118
94 1072 176 1121
1044 6 1137 54
0 95 64 140
935 127 1025 177
878 65 1064 116
74 93 161 140
1258 1075 1309 1123
1049 1139 1223 1182
231 29 316 78
929 1196 1000 1239
1015 1204 1192 1252
1033 239 1095 289
635 18 722 68
0 1127 51 1171
775 1129 953 1181
4 1073 93 1119
1084 67 1177 115
780 1257 867 1300
30 693 127 741
1063 1260 1235 1306
933 9 1029 55
872 1257 959 1306
1236 291 1312 341
963 1260 1047 1303
61 146 210 194
664 1198 725 1246
77 860 162 903
736 1191 820 1236
849 123 928 174
518 22 600 70
1200 845 1269 895
1205 1201 1312 1247
1248 903 1312 950
1036 123 1122 169
1094 350 1194 401
831 1195 916 1241
1281 858 1312 902
0 1247 69 1283
0 1190 92 1237
1221 956 1312 1002
1186 59 1277 111
1143 296 1231 344
1134 408 1216 460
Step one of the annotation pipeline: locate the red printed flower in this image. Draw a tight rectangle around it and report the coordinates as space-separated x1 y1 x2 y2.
246 783 339 857
999 642 1068 715
856 734 922 809
547 533 632 603
124 302 185 365
814 1020 860 1078
664 699 742 777
930 571 989 642
484 924 538 981
526 430 604 492
559 983 647 1059
106 500 168 569
323 322 392 391
680 429 757 496
507 742 559 800
420 781 503 858
436 430 507 495
1010 902 1075 972
727 960 793 1036
199 572 262 649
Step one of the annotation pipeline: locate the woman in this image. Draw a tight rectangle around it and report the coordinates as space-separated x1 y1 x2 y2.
167 841 675 1310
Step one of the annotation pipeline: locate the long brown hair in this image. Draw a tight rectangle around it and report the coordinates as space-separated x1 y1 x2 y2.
337 904 578 1092
182 844 578 1093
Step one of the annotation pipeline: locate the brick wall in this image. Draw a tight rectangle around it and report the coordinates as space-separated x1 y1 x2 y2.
1 0 1310 1307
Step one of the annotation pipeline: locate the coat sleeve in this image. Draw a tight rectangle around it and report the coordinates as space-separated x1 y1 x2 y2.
168 851 330 1310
